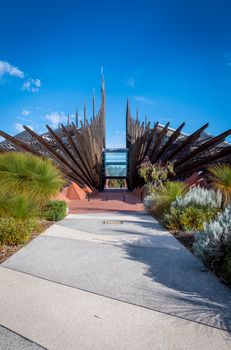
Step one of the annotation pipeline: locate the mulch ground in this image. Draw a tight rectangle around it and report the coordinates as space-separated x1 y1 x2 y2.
174 231 195 253
0 220 53 264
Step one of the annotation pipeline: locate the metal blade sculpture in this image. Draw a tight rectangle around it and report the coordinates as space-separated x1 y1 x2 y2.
0 74 230 192
0 74 106 190
126 100 231 190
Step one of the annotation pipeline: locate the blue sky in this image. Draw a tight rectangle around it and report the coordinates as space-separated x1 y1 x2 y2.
0 0 231 147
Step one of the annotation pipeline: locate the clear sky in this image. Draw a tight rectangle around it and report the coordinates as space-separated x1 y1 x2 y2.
0 0 231 147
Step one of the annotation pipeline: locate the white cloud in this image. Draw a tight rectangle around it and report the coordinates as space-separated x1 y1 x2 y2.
14 123 33 133
123 78 135 88
21 109 31 116
34 78 41 87
0 59 42 92
0 60 24 79
22 81 30 90
22 78 41 92
134 96 155 105
44 112 66 128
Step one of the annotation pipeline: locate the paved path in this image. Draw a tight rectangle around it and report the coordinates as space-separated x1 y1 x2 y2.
1 212 231 349
69 190 144 213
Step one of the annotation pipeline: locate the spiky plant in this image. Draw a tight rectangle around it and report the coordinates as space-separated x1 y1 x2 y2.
0 195 38 220
146 181 187 217
0 152 65 206
208 164 231 207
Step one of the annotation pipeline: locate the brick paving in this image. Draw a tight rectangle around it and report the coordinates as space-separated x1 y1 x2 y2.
68 190 144 214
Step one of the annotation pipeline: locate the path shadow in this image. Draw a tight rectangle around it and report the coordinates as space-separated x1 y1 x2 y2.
57 214 231 332
121 227 231 332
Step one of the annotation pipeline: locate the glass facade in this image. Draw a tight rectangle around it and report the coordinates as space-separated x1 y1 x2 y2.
104 149 128 177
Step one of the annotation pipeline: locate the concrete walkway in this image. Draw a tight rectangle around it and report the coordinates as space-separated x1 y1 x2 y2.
1 212 231 349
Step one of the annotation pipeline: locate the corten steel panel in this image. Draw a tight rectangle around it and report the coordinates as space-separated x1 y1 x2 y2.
125 100 231 190
0 74 106 191
1 75 231 191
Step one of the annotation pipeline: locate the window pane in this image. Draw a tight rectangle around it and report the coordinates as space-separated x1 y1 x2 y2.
104 150 128 177
105 152 127 164
105 164 127 176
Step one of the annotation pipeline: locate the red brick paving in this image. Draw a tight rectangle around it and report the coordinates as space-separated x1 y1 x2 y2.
68 190 144 214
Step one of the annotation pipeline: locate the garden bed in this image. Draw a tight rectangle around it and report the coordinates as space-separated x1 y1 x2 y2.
153 209 231 287
170 229 231 288
0 220 53 263
174 231 195 253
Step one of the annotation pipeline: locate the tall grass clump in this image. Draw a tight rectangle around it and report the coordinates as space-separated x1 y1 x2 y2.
0 195 38 220
208 164 231 207
0 152 66 245
0 152 65 206
144 181 187 218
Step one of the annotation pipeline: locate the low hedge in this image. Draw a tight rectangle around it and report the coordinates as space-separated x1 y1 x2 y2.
43 200 67 221
0 218 35 245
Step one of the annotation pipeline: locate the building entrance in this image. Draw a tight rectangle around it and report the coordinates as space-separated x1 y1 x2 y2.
103 148 128 189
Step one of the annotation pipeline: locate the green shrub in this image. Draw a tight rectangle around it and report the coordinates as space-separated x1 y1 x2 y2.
153 181 187 217
138 160 175 189
144 181 186 218
0 217 35 245
0 195 38 220
145 183 157 196
165 186 221 232
166 205 218 232
165 207 182 231
180 206 217 231
222 252 231 284
144 194 155 211
44 200 67 221
0 152 65 205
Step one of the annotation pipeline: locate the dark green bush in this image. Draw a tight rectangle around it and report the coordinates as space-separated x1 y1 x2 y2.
222 252 231 284
0 218 35 245
165 205 218 232
44 200 67 221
